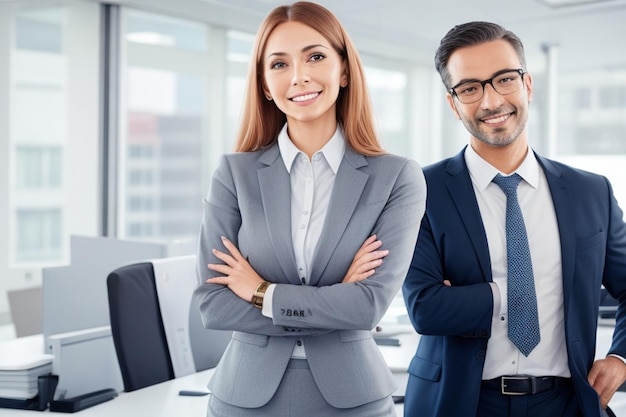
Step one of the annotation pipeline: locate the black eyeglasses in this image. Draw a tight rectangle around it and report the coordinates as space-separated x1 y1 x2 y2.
448 69 526 104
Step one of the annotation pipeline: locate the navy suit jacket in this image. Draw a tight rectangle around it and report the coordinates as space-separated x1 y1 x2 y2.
403 147 626 417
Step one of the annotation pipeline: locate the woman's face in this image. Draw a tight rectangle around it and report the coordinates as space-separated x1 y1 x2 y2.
262 21 347 127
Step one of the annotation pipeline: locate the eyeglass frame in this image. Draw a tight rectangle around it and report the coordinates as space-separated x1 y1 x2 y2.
448 68 527 104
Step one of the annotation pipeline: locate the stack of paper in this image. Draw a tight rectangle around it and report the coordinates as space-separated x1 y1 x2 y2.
0 335 53 400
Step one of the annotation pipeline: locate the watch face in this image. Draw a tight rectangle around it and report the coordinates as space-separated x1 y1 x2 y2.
252 282 269 308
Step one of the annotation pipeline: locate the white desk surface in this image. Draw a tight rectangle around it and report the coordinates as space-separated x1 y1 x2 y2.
0 367 405 416
79 368 213 416
0 368 213 416
3 326 626 416
0 333 411 416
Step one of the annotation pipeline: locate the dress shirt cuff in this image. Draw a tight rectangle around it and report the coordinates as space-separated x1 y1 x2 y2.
261 284 276 318
489 282 502 318
608 353 626 366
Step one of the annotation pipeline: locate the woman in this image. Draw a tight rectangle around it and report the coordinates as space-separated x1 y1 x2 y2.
193 2 426 416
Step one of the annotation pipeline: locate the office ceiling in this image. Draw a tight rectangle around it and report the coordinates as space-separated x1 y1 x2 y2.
114 0 626 74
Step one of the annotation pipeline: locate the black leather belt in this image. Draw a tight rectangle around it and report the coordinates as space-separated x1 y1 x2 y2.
482 376 571 396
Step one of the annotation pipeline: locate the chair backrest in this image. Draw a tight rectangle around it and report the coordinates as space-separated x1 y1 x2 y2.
106 256 231 392
107 262 174 392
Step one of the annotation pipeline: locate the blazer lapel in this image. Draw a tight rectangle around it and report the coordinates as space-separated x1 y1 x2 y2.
536 154 576 311
445 149 493 282
309 148 369 286
258 146 300 284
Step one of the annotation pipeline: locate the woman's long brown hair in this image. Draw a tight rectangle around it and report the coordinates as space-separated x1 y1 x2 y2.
234 1 384 156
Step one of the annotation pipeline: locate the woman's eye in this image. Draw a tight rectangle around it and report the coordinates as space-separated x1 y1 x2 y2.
270 61 286 70
309 53 325 62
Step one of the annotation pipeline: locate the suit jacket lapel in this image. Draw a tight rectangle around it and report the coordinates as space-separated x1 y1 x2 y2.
446 149 493 282
309 148 369 286
536 154 576 311
258 145 300 285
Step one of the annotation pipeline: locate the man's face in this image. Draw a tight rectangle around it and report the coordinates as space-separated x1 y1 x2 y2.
445 39 533 148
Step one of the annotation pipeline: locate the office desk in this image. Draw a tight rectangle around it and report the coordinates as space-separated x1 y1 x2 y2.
0 368 214 416
0 367 406 416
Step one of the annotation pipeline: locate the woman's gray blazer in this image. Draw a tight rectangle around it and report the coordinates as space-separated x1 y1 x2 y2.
193 142 426 409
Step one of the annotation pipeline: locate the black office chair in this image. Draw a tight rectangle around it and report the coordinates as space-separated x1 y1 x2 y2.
107 258 231 392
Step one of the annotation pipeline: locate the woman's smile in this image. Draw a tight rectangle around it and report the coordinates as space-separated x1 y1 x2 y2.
290 91 321 103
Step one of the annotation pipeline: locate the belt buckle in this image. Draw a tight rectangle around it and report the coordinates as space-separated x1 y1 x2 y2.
501 376 529 396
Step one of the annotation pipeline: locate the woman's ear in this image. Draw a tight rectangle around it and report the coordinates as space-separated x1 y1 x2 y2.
340 62 348 87
262 83 272 101
340 71 348 88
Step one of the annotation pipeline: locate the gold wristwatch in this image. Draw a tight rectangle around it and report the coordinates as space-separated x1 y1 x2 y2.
251 281 270 309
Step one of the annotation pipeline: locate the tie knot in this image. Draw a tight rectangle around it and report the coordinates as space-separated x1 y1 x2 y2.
492 173 522 196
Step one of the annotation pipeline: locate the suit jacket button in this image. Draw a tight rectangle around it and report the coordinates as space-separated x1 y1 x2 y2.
476 350 486 361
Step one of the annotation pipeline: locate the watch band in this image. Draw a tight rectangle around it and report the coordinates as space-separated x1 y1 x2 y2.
251 281 270 309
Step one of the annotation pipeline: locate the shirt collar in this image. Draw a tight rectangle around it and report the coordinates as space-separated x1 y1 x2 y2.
278 124 346 174
464 144 540 190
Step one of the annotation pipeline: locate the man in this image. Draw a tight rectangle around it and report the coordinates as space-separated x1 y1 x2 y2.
402 21 626 417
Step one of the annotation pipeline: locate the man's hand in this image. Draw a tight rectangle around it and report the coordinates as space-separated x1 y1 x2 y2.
588 356 626 408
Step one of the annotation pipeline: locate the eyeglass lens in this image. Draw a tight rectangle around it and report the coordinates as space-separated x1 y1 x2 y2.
453 70 524 104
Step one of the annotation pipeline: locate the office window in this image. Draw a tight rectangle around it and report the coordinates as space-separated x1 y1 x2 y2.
161 169 197 183
125 11 208 51
119 12 253 243
599 85 626 109
16 209 63 262
128 169 154 185
127 222 154 237
364 66 409 155
16 146 62 189
11 5 66 267
2 4 100 267
120 9 216 242
557 69 626 212
15 8 63 53
129 145 154 159
127 196 153 211
160 195 197 210
0 1 100 335
10 3 100 267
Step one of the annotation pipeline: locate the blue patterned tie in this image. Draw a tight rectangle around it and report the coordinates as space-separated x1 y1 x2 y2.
492 173 540 356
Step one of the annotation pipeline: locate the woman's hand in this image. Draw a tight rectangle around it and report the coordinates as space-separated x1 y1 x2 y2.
342 235 389 283
206 236 265 302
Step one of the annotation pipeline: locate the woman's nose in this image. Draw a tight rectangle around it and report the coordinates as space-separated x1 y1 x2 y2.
291 64 310 85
